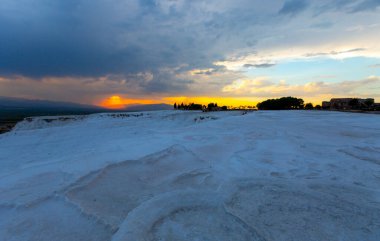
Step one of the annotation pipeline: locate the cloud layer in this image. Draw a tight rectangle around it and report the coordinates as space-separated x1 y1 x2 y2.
1 0 380 103
222 76 380 98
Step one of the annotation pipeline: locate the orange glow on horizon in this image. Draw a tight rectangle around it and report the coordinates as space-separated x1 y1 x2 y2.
164 96 328 107
163 96 259 107
100 95 166 109
99 95 326 109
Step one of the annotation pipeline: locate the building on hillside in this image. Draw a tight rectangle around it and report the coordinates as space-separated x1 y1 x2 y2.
322 101 331 109
330 98 354 110
322 98 375 110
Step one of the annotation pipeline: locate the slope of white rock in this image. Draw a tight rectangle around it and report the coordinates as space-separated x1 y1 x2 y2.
0 110 379 241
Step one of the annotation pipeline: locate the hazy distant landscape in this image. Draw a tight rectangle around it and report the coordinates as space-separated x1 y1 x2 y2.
0 97 101 133
0 96 172 133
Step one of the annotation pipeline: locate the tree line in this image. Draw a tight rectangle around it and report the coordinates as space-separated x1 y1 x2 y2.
174 102 228 111
173 97 325 111
257 97 303 110
256 96 322 110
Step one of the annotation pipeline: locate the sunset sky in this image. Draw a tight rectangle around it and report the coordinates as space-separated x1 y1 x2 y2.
1 0 380 108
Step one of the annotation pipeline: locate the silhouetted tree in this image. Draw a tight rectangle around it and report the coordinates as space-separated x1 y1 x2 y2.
304 103 313 110
207 103 215 109
315 105 322 110
207 103 219 111
257 97 304 110
174 103 177 109
188 103 203 110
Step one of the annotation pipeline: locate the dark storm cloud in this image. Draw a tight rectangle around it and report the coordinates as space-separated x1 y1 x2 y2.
0 0 266 81
0 1 187 75
0 0 139 77
1 0 380 97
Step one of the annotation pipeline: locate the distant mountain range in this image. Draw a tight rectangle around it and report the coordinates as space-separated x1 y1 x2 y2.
124 103 173 111
0 96 106 122
0 96 103 111
0 96 173 111
0 97 174 133
0 96 174 122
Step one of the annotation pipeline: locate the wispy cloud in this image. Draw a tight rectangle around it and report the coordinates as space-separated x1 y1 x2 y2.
243 63 276 68
222 76 380 98
304 48 366 58
279 0 309 16
216 47 377 71
351 0 380 12
369 64 380 68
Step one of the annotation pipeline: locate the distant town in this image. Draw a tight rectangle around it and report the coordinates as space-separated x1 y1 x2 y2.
174 97 380 112
322 98 380 111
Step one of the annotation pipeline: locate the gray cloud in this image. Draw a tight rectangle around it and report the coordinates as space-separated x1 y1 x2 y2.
309 21 334 29
0 0 270 92
243 63 276 68
0 0 379 100
351 0 380 12
279 0 309 15
222 76 380 98
369 64 380 68
315 0 380 14
190 66 229 76
304 48 366 58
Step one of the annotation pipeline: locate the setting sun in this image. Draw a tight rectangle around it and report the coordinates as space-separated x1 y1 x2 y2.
101 96 125 109
109 96 122 105
100 95 165 109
